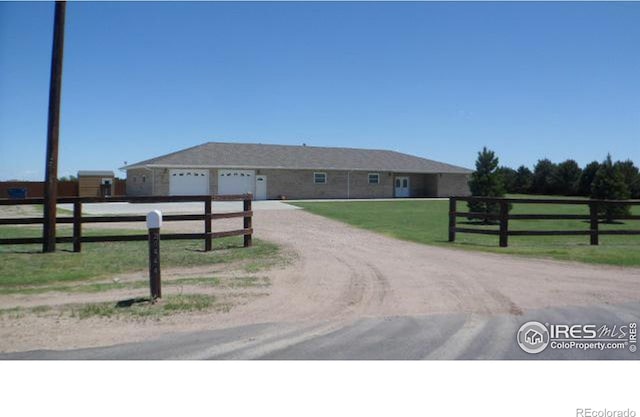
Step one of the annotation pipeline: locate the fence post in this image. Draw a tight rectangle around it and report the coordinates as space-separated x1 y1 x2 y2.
243 193 252 247
147 210 162 301
499 200 509 248
589 202 599 246
448 197 457 242
73 200 82 252
204 197 212 252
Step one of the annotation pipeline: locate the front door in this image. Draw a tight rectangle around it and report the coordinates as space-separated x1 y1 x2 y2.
395 176 410 198
255 175 267 200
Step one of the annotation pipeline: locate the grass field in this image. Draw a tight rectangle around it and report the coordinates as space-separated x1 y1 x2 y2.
292 195 640 267
0 226 282 291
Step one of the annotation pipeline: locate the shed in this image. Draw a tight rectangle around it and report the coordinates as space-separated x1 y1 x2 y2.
77 171 115 197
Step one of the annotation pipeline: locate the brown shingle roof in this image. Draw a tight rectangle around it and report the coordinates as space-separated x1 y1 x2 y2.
122 142 472 174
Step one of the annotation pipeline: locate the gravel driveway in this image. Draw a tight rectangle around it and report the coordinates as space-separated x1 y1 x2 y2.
2 207 639 358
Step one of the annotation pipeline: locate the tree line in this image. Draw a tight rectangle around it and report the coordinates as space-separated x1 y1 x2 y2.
495 155 640 199
469 148 639 222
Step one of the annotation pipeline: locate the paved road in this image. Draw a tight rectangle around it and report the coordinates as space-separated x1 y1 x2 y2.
3 302 638 360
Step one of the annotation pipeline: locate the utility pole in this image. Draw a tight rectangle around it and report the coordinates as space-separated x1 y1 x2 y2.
43 1 67 253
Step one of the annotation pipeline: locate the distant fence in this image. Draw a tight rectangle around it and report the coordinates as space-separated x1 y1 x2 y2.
0 194 253 252
449 196 640 247
0 180 126 198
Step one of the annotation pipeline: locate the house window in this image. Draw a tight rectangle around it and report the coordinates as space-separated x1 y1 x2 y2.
142 175 146 183
368 173 380 184
314 172 327 184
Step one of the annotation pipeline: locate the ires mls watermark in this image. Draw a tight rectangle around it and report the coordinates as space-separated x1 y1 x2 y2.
516 321 637 354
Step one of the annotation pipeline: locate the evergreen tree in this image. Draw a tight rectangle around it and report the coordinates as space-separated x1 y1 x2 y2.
513 165 533 194
591 155 630 222
467 147 507 221
531 159 557 194
496 166 517 193
614 160 640 199
550 159 581 196
577 161 600 196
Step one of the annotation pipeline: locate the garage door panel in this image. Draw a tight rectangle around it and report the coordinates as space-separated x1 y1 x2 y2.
169 169 209 196
218 169 255 195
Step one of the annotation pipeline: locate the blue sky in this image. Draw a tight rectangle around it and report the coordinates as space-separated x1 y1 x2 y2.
1 1 639 180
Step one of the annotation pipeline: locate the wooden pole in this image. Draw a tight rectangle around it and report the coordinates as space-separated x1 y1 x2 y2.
499 201 509 248
448 197 457 242
148 227 161 300
204 198 212 251
590 202 599 246
243 194 252 247
73 200 82 252
42 1 67 253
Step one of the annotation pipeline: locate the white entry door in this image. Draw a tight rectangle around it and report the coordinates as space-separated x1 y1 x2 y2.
218 169 256 195
395 176 410 198
169 169 209 196
255 175 267 200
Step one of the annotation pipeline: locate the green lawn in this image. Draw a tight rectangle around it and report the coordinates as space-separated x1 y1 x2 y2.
0 226 282 290
292 196 640 267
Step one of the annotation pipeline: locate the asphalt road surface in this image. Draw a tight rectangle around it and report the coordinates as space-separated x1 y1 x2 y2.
3 301 638 360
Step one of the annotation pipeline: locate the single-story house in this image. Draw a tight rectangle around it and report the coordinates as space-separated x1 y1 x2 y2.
120 142 472 199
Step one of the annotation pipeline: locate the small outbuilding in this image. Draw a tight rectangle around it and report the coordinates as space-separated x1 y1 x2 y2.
77 170 115 197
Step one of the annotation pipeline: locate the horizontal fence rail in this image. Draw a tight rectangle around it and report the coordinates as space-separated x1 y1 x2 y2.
0 194 253 252
449 196 640 248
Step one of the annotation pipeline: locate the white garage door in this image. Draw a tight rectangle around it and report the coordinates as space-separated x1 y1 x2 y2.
218 169 255 195
169 169 209 196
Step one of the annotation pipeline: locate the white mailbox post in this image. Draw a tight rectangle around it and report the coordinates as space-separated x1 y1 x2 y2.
146 210 162 300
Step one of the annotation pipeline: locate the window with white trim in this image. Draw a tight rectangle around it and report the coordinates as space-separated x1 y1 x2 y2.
314 172 327 184
368 173 380 184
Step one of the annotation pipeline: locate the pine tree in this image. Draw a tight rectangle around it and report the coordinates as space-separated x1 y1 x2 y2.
577 161 600 196
531 159 557 194
591 155 630 222
496 166 517 193
513 165 533 194
614 160 640 199
551 159 581 196
467 147 506 222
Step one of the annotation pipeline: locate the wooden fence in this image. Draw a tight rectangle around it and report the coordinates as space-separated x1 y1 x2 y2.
449 196 640 247
0 194 253 252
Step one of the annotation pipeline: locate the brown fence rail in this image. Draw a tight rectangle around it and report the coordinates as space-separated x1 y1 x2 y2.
449 196 640 247
0 194 253 252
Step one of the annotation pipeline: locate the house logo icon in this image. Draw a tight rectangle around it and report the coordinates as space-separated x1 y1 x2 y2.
517 321 550 354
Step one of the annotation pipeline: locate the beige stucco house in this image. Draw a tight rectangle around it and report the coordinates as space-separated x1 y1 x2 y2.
121 142 472 199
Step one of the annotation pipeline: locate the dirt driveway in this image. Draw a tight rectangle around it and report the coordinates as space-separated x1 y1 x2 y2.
2 207 640 354
251 209 640 319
